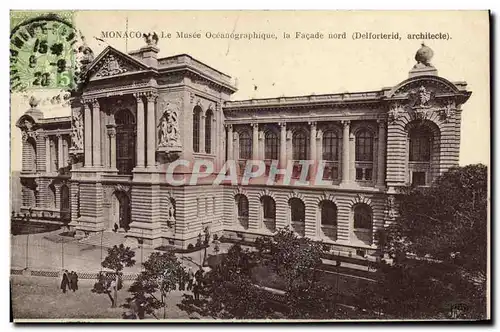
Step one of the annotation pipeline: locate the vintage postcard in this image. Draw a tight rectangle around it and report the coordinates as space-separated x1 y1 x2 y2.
9 10 490 322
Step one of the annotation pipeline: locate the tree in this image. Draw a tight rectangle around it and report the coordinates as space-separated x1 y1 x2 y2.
369 164 488 319
124 251 184 319
256 227 324 284
91 244 136 308
203 244 272 319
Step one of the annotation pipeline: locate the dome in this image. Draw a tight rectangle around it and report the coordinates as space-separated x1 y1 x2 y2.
414 43 434 67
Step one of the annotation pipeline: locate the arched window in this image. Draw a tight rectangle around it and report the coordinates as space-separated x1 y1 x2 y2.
355 129 373 162
48 184 56 209
265 130 279 160
193 106 202 153
235 194 249 217
409 127 432 161
292 129 309 160
320 201 337 226
322 131 339 161
261 196 276 220
205 109 213 154
239 130 252 160
289 198 305 223
353 204 372 230
115 109 136 174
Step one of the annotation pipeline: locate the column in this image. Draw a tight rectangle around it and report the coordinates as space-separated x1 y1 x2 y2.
84 102 92 167
341 120 350 184
134 93 145 168
146 93 157 168
92 99 101 167
377 120 386 187
252 123 259 160
226 125 233 160
45 136 50 172
279 122 286 168
199 113 206 155
109 128 117 169
57 134 63 169
309 122 317 179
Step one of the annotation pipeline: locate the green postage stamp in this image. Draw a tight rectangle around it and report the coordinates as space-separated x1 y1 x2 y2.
10 11 78 92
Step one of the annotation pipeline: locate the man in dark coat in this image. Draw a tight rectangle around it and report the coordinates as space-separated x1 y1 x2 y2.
71 271 79 291
60 270 69 293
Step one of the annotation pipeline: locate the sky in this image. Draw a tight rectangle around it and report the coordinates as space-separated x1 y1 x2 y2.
10 10 490 170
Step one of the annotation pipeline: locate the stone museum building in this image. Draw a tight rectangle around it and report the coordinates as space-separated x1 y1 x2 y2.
15 41 471 253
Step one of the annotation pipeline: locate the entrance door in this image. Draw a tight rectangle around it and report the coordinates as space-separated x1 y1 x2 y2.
111 191 131 231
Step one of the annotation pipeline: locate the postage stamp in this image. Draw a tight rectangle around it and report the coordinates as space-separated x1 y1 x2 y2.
10 11 78 92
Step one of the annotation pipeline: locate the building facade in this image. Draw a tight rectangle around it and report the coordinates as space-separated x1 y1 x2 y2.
15 41 471 254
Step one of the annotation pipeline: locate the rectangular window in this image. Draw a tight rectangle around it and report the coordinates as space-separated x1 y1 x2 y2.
356 168 363 180
412 172 426 186
365 168 372 181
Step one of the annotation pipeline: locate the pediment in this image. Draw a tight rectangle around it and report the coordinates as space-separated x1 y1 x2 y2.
388 76 460 99
85 47 149 81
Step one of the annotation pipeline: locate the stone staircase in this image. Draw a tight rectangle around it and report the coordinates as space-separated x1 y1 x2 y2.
78 231 126 249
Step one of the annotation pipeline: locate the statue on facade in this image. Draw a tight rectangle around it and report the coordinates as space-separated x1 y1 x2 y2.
71 109 84 150
142 32 159 46
439 99 456 122
158 102 181 149
165 197 176 228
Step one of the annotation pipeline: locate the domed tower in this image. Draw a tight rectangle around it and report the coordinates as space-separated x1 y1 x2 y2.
409 42 438 77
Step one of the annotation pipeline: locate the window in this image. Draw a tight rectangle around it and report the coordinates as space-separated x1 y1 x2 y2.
356 168 363 180
205 109 213 154
239 130 252 160
235 194 249 217
322 131 339 161
262 196 276 220
355 129 373 162
353 204 372 230
412 171 426 186
365 168 372 181
193 106 201 153
265 130 279 160
320 201 337 226
115 109 135 174
292 130 309 160
289 198 305 223
27 137 37 171
409 127 432 161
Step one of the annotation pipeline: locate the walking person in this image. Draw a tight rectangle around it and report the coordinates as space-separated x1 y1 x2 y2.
187 267 194 291
60 270 69 294
72 271 79 292
193 279 200 302
179 270 186 291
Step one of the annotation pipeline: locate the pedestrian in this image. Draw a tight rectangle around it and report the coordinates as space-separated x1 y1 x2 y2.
193 280 200 302
179 270 186 291
187 267 194 291
68 271 75 291
60 270 69 294
72 271 79 291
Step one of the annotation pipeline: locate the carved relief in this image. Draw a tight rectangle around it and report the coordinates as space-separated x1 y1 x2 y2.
20 118 37 142
388 103 404 123
387 195 397 218
157 96 183 153
438 100 456 123
409 85 434 109
93 54 135 78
